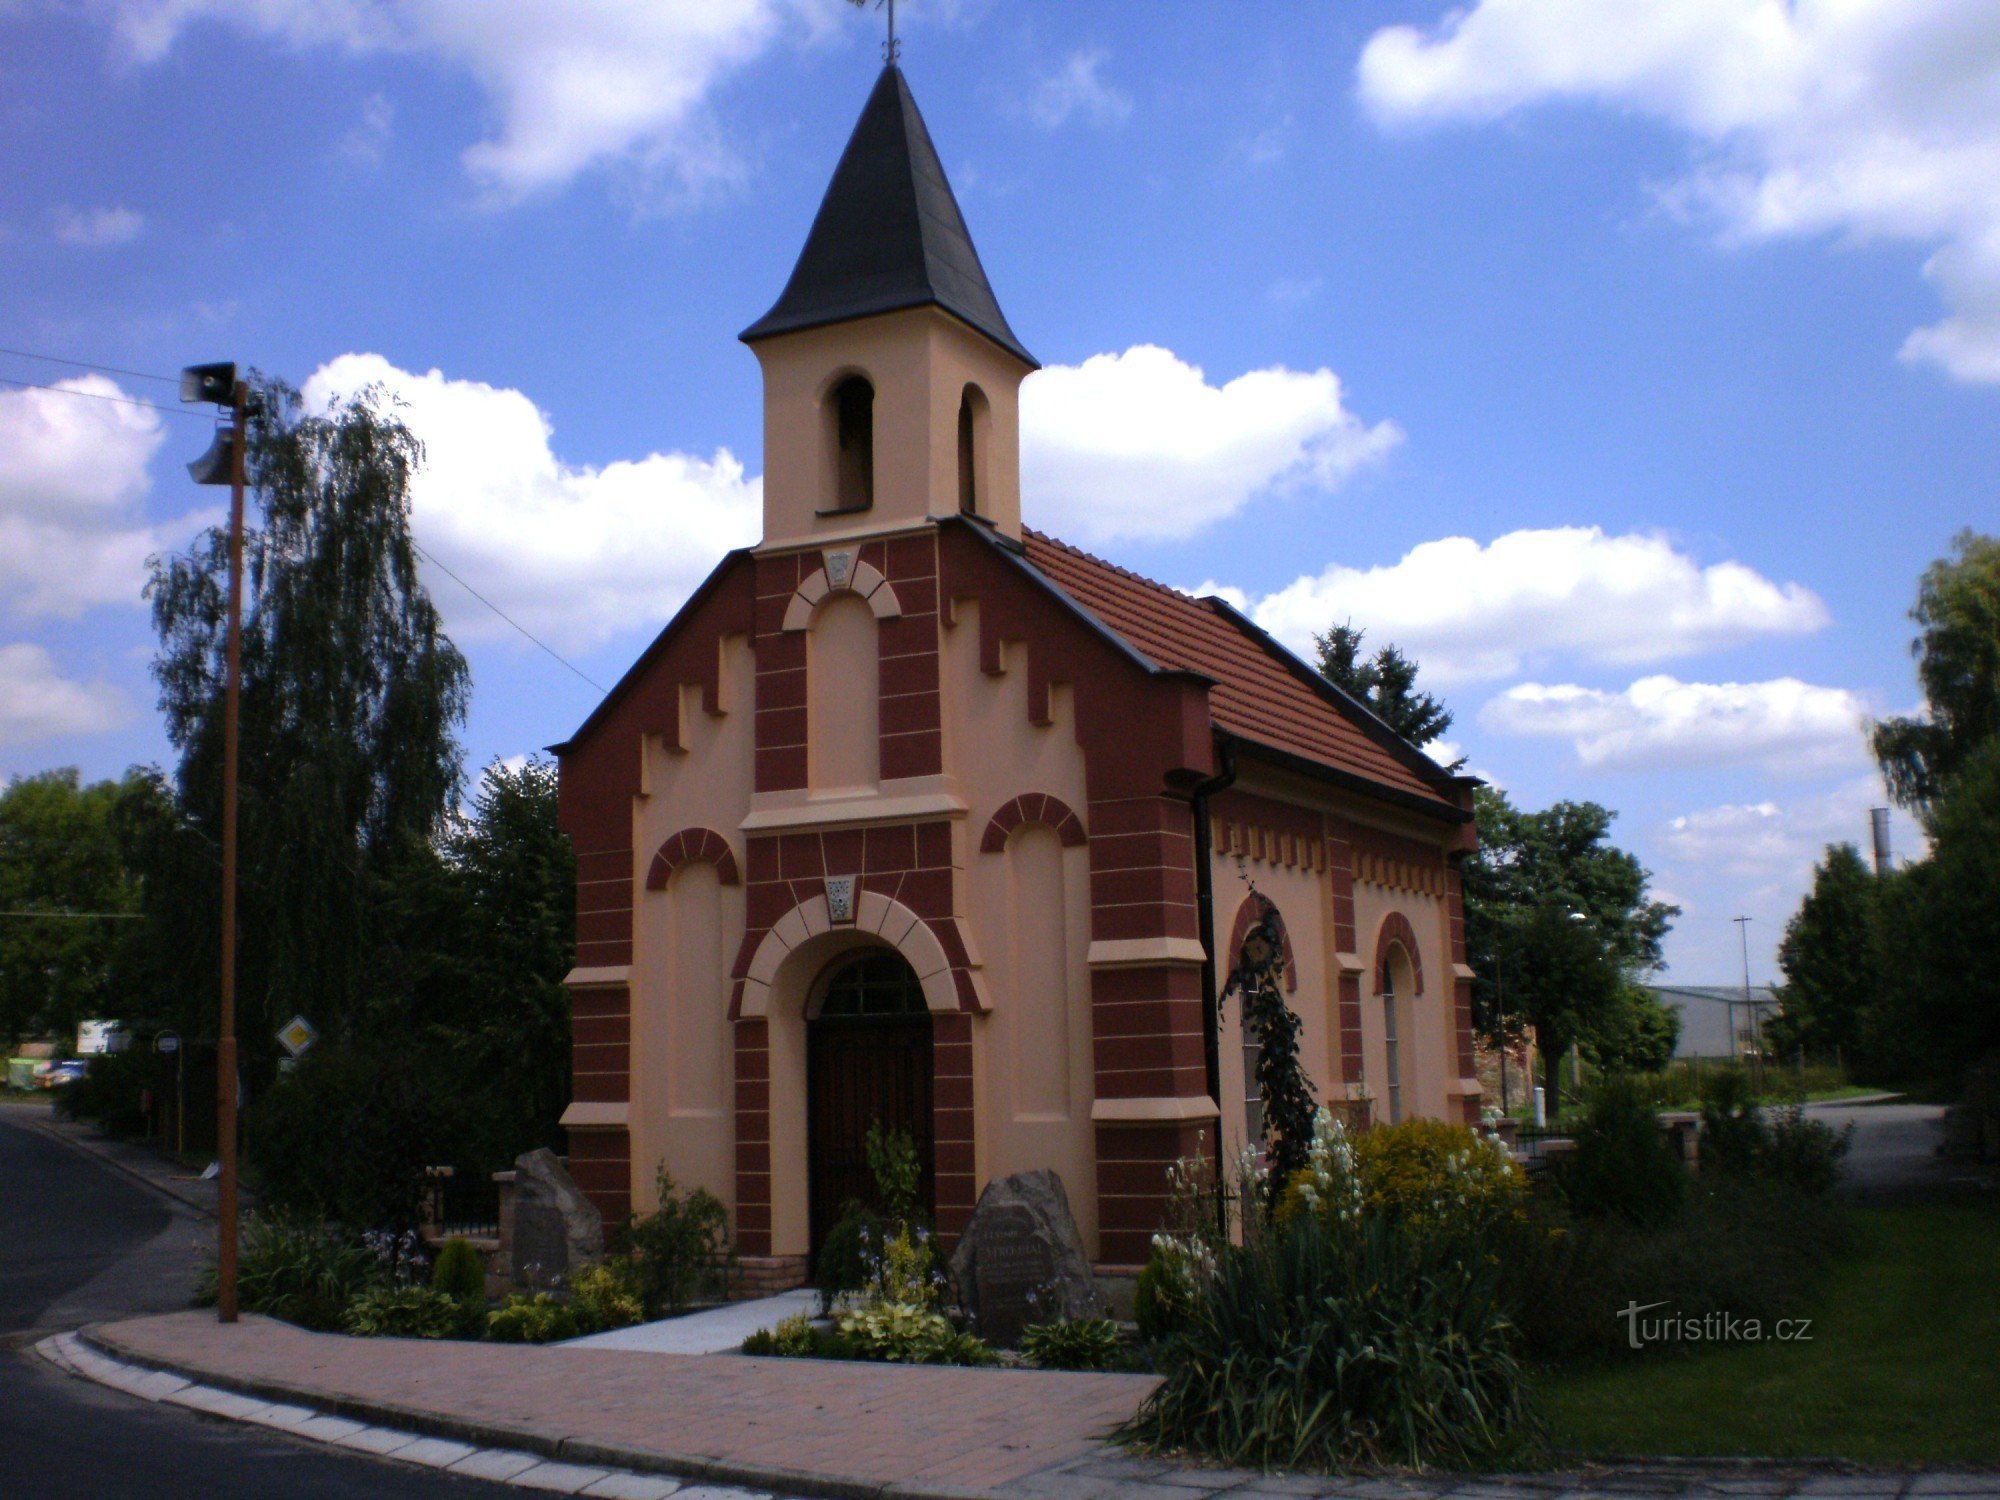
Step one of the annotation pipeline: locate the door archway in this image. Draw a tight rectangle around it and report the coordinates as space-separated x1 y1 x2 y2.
806 949 936 1254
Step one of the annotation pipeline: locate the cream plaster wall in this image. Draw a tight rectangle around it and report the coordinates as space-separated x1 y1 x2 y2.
628 632 756 1216
940 602 1099 1250
751 308 1031 549
1352 879 1456 1127
807 593 880 792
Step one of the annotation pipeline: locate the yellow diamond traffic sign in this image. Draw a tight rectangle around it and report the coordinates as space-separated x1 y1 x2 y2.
275 1014 318 1058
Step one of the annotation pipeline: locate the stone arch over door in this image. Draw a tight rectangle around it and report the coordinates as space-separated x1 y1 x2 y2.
730 890 981 1258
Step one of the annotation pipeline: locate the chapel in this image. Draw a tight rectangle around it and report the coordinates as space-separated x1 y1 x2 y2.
554 64 1482 1288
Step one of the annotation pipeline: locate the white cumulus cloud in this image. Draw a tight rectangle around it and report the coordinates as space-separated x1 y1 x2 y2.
104 0 816 202
1209 527 1826 685
1659 778 1923 881
1480 674 1871 774
51 205 145 246
302 354 761 651
0 376 197 618
1020 344 1401 545
1029 48 1134 130
1357 0 2000 381
0 644 130 746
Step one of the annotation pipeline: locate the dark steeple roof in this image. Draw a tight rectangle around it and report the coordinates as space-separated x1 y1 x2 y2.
741 65 1035 367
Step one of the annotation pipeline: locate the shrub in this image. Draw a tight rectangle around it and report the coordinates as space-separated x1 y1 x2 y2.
343 1284 470 1339
1560 1078 1686 1230
1347 1116 1526 1235
1124 1212 1529 1471
1022 1317 1121 1371
743 1311 821 1358
486 1292 579 1343
52 1048 158 1137
831 1222 993 1366
1760 1105 1852 1195
197 1214 383 1331
865 1121 923 1223
244 1042 452 1232
616 1166 731 1317
1697 1067 1770 1175
431 1237 486 1302
569 1259 645 1333
1133 1254 1187 1342
813 1201 888 1311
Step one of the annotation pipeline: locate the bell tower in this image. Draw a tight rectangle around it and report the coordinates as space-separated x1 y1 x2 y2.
742 65 1037 549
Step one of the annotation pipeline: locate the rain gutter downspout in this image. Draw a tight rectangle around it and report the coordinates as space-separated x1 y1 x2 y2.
1190 733 1238 1229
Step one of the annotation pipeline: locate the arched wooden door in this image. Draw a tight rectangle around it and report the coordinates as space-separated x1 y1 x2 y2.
807 950 936 1253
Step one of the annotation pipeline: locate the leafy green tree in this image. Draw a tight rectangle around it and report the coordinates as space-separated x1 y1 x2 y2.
1872 530 2000 811
1463 788 1678 1108
1865 738 2000 1086
1766 844 1881 1062
0 769 144 1046
1500 900 1624 1117
1582 985 1681 1074
143 377 469 1066
1314 622 1454 750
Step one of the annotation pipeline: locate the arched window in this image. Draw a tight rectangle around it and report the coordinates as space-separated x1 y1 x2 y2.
1379 945 1415 1125
957 383 990 517
830 375 874 512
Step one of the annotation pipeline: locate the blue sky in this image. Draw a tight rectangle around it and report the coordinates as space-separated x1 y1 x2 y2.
3 1 1992 983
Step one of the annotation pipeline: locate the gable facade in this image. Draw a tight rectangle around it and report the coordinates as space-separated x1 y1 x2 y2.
553 65 1483 1286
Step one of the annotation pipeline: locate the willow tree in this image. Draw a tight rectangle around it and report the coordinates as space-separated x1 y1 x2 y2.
145 378 468 1059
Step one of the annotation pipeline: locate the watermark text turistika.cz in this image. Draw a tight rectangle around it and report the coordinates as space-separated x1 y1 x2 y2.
1619 1301 1814 1350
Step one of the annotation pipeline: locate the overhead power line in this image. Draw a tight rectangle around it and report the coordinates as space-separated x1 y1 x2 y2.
0 375 203 418
412 543 607 694
0 345 180 385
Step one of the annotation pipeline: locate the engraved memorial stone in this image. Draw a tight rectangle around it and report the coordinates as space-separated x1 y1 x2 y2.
510 1147 603 1291
949 1169 1103 1347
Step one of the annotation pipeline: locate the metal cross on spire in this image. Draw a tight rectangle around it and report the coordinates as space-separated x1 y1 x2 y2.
847 0 900 64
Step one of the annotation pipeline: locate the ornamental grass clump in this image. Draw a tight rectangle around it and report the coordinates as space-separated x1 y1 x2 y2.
1123 1211 1530 1471
1022 1317 1122 1371
1127 1107 1532 1471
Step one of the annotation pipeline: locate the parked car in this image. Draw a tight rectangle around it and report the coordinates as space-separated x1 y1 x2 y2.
33 1059 88 1089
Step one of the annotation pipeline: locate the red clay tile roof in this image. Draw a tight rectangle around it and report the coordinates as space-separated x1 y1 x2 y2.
1022 528 1458 812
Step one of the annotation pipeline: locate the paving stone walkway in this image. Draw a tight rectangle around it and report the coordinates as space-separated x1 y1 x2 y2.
79 1312 2000 1500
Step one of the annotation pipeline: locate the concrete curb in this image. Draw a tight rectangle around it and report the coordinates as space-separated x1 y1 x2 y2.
73 1323 1000 1500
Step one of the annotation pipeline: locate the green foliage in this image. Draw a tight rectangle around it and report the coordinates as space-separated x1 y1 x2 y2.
568 1259 645 1333
865 1120 922 1224
1462 787 1678 1068
616 1166 731 1317
1344 1116 1527 1235
1124 1212 1530 1471
1559 1079 1686 1230
1871 530 2000 812
1314 622 1454 750
485 1292 578 1344
813 1201 888 1310
743 1311 822 1358
343 1284 472 1339
1133 1255 1188 1342
144 377 470 1062
0 768 145 1047
828 1222 994 1366
198 1214 383 1332
1226 906 1317 1199
1582 986 1681 1074
1761 1106 1853 1197
1698 1068 1768 1176
1022 1317 1121 1371
1767 844 1881 1063
1867 738 2000 1086
430 1237 486 1302
244 1041 449 1231
51 1048 159 1137
1496 900 1627 1118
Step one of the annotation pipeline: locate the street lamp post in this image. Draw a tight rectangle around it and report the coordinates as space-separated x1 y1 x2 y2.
182 362 247 1323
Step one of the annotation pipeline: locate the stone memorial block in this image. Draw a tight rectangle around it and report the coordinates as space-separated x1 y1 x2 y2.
949 1169 1103 1347
510 1147 603 1290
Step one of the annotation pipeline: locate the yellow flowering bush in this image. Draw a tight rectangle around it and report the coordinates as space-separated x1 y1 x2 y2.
1349 1116 1525 1233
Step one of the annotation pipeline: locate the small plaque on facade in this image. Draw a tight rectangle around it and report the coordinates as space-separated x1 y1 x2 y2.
823 548 856 589
825 875 857 924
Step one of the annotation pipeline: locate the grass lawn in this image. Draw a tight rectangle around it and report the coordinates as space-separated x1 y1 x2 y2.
1536 1201 2000 1466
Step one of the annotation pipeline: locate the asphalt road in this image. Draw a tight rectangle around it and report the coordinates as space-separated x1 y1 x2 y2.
0 1108 515 1499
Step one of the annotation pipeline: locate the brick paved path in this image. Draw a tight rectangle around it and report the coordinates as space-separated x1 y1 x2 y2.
89 1313 2000 1500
